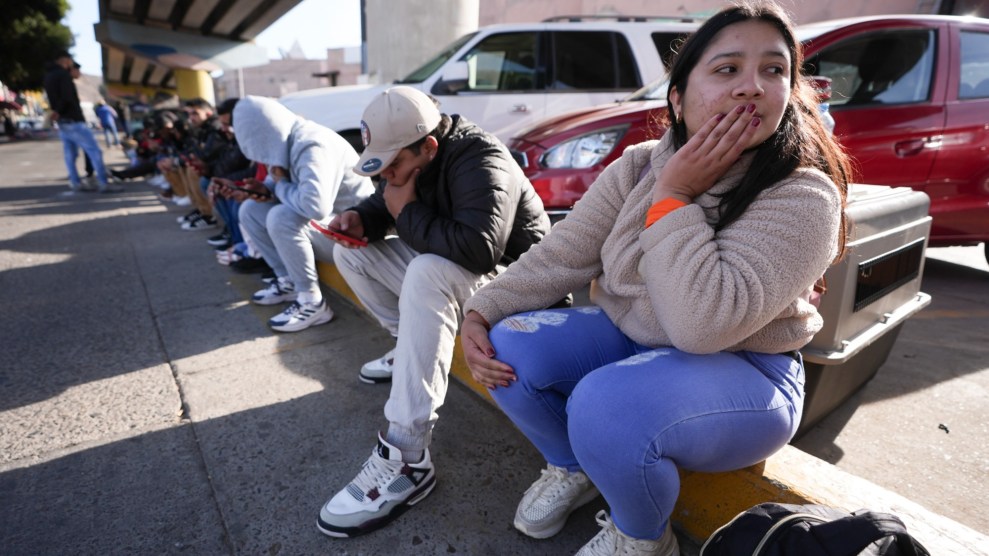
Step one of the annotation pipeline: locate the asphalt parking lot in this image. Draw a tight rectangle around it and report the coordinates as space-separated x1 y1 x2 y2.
1 137 986 553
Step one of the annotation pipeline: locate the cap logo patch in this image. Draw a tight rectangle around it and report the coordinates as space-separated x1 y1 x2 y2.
361 158 383 173
416 123 427 133
360 120 371 147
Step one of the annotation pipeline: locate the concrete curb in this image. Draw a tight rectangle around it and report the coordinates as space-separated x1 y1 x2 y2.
316 261 989 554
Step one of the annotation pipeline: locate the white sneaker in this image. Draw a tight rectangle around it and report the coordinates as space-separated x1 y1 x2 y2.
514 464 600 539
317 433 436 538
173 195 192 206
576 511 679 556
251 278 297 306
268 299 333 332
359 348 395 384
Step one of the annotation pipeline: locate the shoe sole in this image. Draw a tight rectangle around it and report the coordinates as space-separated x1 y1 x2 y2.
315 475 436 538
251 294 297 306
514 485 600 539
358 372 392 384
269 311 333 332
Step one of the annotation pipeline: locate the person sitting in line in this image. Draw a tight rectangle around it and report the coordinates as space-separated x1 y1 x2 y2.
315 86 550 538
203 98 254 250
461 3 851 555
177 98 238 232
233 95 374 332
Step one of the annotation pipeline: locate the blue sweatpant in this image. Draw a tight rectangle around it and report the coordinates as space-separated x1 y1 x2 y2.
488 306 804 540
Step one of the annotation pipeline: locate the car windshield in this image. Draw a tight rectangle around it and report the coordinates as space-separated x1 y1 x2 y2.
622 78 670 101
395 32 478 84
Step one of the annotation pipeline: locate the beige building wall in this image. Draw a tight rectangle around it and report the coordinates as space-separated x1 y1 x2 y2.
214 48 362 100
364 0 480 84
478 0 932 26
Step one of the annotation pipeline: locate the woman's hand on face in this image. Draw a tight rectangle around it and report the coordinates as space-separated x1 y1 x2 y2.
653 103 762 204
462 312 516 390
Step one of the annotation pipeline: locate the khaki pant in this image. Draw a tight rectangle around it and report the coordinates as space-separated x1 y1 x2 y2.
333 238 499 452
180 166 211 216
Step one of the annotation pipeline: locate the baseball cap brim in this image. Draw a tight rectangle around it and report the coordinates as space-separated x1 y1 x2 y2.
354 147 401 177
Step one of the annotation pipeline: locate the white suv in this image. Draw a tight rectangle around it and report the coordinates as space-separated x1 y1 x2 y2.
279 16 701 149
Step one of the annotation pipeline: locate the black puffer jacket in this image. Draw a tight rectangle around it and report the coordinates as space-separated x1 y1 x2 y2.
353 115 549 275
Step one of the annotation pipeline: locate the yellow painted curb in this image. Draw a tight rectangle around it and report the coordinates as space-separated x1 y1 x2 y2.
317 261 988 552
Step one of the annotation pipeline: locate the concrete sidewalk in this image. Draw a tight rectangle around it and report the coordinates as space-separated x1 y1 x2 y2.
2 138 987 555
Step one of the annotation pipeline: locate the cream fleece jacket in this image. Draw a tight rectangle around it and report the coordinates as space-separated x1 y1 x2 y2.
463 134 842 354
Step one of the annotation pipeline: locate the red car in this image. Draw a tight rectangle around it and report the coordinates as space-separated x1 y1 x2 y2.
509 15 989 261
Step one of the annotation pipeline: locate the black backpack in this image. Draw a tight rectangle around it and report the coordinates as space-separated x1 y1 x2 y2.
699 503 931 556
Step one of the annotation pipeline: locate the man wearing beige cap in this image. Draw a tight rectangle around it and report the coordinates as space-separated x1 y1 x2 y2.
315 86 551 537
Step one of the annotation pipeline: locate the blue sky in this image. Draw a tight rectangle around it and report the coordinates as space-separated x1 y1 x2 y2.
63 0 363 77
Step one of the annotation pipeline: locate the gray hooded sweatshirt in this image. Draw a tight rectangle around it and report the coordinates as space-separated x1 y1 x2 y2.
233 95 372 221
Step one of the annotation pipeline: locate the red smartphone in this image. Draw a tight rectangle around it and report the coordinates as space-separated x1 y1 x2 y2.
309 219 368 247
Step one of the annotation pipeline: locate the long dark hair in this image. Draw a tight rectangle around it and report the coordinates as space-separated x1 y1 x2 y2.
665 1 850 261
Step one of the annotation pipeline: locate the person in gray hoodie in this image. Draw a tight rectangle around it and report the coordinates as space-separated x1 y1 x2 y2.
233 95 374 332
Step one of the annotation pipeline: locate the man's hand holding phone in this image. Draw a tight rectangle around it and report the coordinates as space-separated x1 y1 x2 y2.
217 177 272 202
311 211 367 248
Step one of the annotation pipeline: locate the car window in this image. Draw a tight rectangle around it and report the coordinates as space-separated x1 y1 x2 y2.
459 32 539 92
548 31 640 90
804 29 935 107
959 31 989 99
398 32 477 84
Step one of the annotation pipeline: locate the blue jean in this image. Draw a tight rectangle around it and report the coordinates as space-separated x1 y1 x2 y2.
488 307 804 540
102 123 120 147
58 122 108 188
212 195 244 244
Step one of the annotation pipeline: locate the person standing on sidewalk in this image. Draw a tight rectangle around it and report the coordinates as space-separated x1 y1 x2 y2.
94 99 121 148
233 95 373 332
315 86 550 537
43 51 121 195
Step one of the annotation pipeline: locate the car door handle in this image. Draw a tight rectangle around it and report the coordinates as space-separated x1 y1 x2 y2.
894 139 926 157
512 104 529 113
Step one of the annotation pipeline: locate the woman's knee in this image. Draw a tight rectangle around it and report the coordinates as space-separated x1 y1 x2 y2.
488 311 574 375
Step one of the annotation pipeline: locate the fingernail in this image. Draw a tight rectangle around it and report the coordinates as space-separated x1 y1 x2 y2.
485 349 495 357
715 113 725 122
501 381 509 387
747 103 757 113
751 117 761 127
736 105 746 114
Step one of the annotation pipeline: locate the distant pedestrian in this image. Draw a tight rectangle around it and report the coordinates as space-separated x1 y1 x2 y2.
95 99 121 148
43 52 121 195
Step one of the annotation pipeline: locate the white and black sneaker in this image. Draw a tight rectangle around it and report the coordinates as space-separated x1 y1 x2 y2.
269 299 333 332
181 214 217 230
251 278 297 306
359 349 395 384
317 433 436 538
207 231 231 247
177 209 200 224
